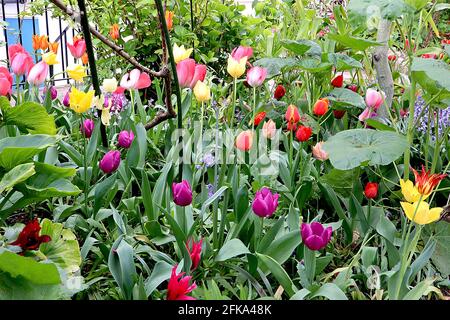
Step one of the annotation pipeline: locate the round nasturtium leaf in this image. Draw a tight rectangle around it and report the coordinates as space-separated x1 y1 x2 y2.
322 129 408 170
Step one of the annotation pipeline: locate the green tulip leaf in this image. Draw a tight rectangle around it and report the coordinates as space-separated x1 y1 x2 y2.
326 88 366 110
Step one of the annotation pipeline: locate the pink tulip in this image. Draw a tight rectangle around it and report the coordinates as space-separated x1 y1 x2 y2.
27 61 49 86
117 130 135 148
358 107 377 122
231 46 253 61
235 130 254 151
312 142 329 161
0 67 13 96
176 58 206 89
262 120 277 139
99 150 121 174
9 44 33 76
120 69 151 90
365 88 384 110
67 38 86 59
81 119 94 138
246 66 267 87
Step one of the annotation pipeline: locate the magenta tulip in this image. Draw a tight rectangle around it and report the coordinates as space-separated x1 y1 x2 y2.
27 61 49 86
117 130 135 148
301 222 332 251
172 180 193 206
365 89 384 110
81 119 94 138
246 66 267 88
186 238 202 270
63 90 70 107
99 150 121 174
252 187 279 218
167 265 196 300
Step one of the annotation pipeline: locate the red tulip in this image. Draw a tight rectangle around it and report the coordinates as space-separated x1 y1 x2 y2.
295 125 312 142
331 74 343 88
254 111 266 126
186 238 202 270
421 53 437 59
364 182 379 199
167 265 196 300
274 84 286 100
333 109 346 119
285 104 300 131
10 219 51 252
313 98 329 116
388 54 397 61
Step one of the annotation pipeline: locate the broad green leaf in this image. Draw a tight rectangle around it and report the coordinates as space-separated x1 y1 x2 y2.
422 222 450 277
402 278 435 300
0 135 57 169
320 168 359 198
326 53 363 71
39 219 82 273
328 33 381 51
127 122 147 169
253 57 298 78
215 239 250 262
108 237 137 300
281 39 321 57
261 230 301 266
3 102 56 135
322 129 408 170
411 58 450 103
297 58 333 73
348 0 413 21
326 88 366 110
309 283 348 300
365 119 396 131
0 163 35 193
256 253 297 297
144 260 173 296
0 251 60 285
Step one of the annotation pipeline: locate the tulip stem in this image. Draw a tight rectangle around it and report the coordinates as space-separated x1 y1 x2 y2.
76 0 108 148
304 247 316 287
252 86 256 127
231 78 237 127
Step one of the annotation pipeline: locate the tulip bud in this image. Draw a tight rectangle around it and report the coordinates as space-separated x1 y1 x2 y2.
252 187 279 218
81 119 95 138
262 120 277 139
331 74 344 88
186 238 202 270
253 112 266 127
102 78 118 93
285 104 300 131
333 109 346 119
193 80 210 102
274 84 286 100
365 89 384 110
99 150 121 174
388 54 397 61
117 130 135 149
313 98 329 116
346 84 358 93
246 66 267 87
172 180 193 206
364 182 378 199
235 130 254 151
295 125 312 142
109 24 120 41
27 61 49 86
312 142 329 161
45 86 58 100
301 222 332 251
63 90 70 107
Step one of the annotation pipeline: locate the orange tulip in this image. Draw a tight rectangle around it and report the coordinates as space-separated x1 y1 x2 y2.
49 42 59 54
165 10 174 31
313 98 329 116
285 104 300 131
40 35 49 51
32 35 40 51
81 52 89 65
109 24 119 41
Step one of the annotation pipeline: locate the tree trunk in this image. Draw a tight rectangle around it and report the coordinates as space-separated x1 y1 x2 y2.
373 19 394 119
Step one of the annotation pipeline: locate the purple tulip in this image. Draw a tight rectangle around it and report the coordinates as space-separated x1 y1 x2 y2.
44 86 57 100
252 187 279 218
301 222 332 251
172 180 193 206
99 150 121 174
63 90 70 107
81 119 94 138
118 130 135 149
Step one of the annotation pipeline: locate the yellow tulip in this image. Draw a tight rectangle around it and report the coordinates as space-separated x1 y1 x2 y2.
42 51 59 65
69 87 94 113
173 43 193 64
102 78 118 93
400 179 428 203
67 64 86 82
227 55 247 78
101 107 111 126
193 80 210 102
400 201 442 225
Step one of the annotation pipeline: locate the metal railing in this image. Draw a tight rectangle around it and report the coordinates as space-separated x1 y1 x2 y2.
1 0 78 86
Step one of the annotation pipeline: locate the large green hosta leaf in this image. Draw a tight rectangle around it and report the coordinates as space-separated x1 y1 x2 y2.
322 129 408 170
411 58 450 104
39 219 81 273
328 33 380 51
0 135 57 169
422 222 450 277
348 0 413 21
326 88 366 110
326 53 363 71
281 39 322 57
0 163 35 193
1 101 56 135
253 57 298 78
